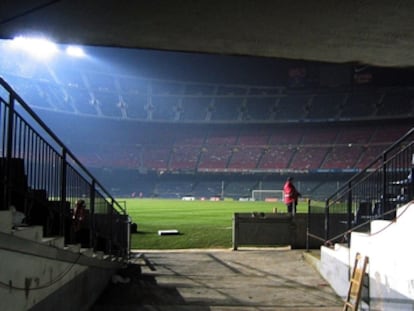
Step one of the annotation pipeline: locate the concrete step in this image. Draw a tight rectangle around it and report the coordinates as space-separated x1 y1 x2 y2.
396 201 414 219
12 225 43 242
95 251 105 260
0 210 13 233
371 219 392 233
65 243 81 253
80 248 95 257
303 250 321 272
42 236 65 249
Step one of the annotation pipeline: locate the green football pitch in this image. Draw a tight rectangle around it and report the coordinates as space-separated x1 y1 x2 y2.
121 198 309 250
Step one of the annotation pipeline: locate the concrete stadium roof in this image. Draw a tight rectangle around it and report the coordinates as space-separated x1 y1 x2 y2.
1 0 414 67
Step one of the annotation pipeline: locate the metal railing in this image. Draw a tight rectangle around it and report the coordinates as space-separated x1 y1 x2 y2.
0 77 130 259
307 127 414 248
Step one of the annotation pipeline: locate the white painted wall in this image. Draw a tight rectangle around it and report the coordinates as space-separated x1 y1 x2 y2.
0 209 118 311
321 201 414 311
0 248 88 311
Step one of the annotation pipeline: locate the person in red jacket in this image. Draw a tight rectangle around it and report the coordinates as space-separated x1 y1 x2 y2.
283 177 301 215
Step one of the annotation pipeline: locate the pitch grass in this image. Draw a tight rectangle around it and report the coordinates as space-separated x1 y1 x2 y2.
123 198 309 250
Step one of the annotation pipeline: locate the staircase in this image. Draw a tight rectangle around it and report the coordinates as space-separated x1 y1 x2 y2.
0 206 124 311
0 73 129 311
0 77 129 257
305 127 414 310
307 127 414 247
318 201 414 311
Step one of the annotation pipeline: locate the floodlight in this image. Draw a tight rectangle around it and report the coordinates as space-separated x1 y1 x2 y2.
66 46 85 58
11 36 58 59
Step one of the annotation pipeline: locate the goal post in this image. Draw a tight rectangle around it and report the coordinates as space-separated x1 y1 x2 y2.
251 190 284 202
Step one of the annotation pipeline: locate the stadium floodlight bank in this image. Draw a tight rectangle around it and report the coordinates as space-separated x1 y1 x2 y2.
251 190 284 202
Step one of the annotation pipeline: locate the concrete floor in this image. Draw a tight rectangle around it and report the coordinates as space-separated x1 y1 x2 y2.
92 248 344 310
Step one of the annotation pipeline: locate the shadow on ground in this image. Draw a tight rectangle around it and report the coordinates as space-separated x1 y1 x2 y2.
91 249 344 311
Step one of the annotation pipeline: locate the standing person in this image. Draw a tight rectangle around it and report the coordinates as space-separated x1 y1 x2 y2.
71 199 86 243
283 177 301 215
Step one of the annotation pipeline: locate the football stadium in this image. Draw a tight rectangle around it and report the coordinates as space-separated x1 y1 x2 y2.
1 2 414 310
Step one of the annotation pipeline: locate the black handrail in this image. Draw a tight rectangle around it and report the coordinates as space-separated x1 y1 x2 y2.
0 77 125 215
326 127 414 203
0 77 129 259
307 127 414 249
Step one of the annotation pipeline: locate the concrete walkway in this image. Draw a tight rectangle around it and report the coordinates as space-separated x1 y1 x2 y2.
92 249 344 310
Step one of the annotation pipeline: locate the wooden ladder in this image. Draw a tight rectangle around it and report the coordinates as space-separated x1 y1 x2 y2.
343 252 369 311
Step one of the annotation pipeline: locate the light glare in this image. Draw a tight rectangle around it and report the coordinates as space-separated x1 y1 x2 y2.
11 36 58 59
66 46 85 57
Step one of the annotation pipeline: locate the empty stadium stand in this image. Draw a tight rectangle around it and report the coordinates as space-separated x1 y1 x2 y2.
6 70 413 124
2 62 413 200
58 118 411 177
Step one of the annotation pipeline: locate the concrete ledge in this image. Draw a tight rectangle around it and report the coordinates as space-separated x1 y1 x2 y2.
42 236 65 249
0 210 12 232
0 232 124 269
12 225 43 242
303 250 321 273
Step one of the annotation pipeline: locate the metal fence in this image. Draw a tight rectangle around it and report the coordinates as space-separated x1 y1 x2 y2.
0 77 130 259
307 127 414 248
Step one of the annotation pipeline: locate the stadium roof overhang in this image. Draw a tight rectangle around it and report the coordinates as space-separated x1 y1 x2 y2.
1 0 414 67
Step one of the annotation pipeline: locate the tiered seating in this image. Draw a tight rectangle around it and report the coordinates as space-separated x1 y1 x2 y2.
34 81 72 112
184 83 215 95
210 97 243 121
124 94 148 119
152 96 178 121
70 121 414 173
289 147 329 170
247 86 283 96
95 91 122 117
105 144 140 169
335 126 374 144
228 146 263 170
155 181 193 198
142 146 170 170
377 90 414 117
180 97 209 121
371 124 411 143
307 94 343 120
5 75 51 109
7 62 414 124
152 80 183 95
258 181 284 191
340 92 379 118
55 68 85 88
76 153 102 167
206 127 239 145
274 95 308 120
321 146 363 170
118 76 149 94
244 97 275 121
225 181 257 197
269 128 303 145
52 114 412 174
67 87 97 115
356 145 388 169
216 85 247 96
169 145 200 170
192 181 222 197
301 127 338 144
198 146 232 170
238 128 270 145
85 72 114 92
258 146 294 170
297 181 322 197
311 181 345 200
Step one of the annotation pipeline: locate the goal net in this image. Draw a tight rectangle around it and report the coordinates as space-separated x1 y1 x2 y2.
251 190 284 202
